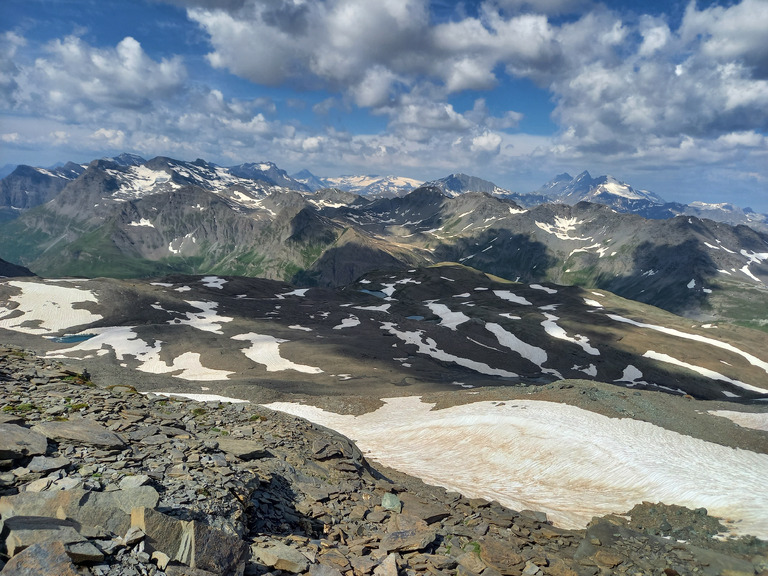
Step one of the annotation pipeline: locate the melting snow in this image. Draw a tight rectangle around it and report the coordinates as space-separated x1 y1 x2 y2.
148 392 248 404
280 288 310 298
381 322 517 378
615 365 646 384
354 304 391 312
426 303 470 331
486 323 560 378
643 351 767 395
708 410 768 432
541 314 599 355
583 299 603 308
128 218 154 227
687 279 696 289
530 284 557 294
232 333 323 373
0 281 103 335
289 325 313 332
535 216 592 241
169 301 233 334
47 326 233 381
333 315 361 330
200 276 227 289
265 397 768 539
606 314 768 376
573 364 598 377
493 290 532 306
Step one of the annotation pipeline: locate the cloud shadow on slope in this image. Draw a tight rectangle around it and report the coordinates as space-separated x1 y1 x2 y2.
431 229 557 283
595 238 719 317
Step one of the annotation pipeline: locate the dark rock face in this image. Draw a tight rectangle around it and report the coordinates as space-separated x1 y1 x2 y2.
0 258 34 278
0 347 765 575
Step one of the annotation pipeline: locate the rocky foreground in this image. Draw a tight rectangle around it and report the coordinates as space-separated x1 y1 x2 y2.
1 347 767 576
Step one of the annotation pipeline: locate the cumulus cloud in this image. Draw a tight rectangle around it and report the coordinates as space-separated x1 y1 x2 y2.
2 0 766 204
23 36 186 112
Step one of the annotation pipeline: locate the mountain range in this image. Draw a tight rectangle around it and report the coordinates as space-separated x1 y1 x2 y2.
0 154 767 331
2 153 768 547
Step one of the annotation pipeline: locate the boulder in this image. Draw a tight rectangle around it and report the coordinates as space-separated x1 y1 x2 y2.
251 541 309 573
215 438 269 461
3 516 86 557
33 419 126 450
132 506 248 575
0 423 48 461
479 540 525 576
1 541 80 576
379 528 436 553
0 486 160 536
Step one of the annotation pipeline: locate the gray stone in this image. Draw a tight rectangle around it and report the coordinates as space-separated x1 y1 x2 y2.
24 478 52 493
64 540 105 563
479 540 525 576
381 493 402 512
215 438 269 460
252 541 309 573
310 563 344 576
119 474 150 490
124 526 146 546
398 493 450 525
27 455 70 473
373 553 399 576
131 507 186 558
132 507 248 575
3 516 87 557
33 419 126 449
457 551 487 574
0 423 48 461
1 540 80 576
379 528 436 553
0 486 160 536
184 517 249 574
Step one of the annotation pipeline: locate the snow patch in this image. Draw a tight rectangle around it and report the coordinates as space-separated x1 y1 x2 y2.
426 302 470 331
493 290 532 306
232 333 323 374
541 313 599 355
0 281 102 335
643 351 767 395
265 397 768 539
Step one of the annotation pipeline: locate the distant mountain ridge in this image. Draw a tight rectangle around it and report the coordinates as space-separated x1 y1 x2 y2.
293 170 423 197
534 171 768 232
1 152 767 330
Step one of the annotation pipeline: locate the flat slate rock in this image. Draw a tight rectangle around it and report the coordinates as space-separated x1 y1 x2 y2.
1 540 80 576
0 423 48 461
33 419 126 449
215 437 269 460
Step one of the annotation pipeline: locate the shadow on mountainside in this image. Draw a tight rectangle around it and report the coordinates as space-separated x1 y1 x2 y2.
292 243 415 287
596 238 719 316
432 229 557 283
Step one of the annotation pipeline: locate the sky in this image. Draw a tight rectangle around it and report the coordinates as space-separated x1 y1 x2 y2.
1 0 767 209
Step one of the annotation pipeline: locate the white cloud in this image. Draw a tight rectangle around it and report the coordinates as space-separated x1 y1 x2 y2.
471 131 503 154
1 0 766 206
18 36 186 113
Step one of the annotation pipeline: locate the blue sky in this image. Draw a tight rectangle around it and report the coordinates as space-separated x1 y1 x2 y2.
1 0 767 209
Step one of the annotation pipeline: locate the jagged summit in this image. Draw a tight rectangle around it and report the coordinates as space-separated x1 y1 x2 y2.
423 173 511 197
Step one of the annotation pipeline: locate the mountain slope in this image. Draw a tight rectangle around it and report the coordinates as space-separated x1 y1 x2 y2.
1 265 767 402
2 156 768 329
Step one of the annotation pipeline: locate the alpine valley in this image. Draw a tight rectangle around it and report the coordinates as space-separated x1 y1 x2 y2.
1 154 768 572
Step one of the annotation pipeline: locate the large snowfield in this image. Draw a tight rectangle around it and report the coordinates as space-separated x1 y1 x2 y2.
265 396 768 540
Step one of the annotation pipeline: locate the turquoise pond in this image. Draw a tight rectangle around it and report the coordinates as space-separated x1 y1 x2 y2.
49 334 97 344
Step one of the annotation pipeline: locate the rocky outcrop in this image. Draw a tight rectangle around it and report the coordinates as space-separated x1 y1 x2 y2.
0 347 766 575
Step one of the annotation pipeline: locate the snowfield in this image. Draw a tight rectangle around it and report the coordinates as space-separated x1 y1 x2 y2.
266 396 768 540
0 281 103 334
